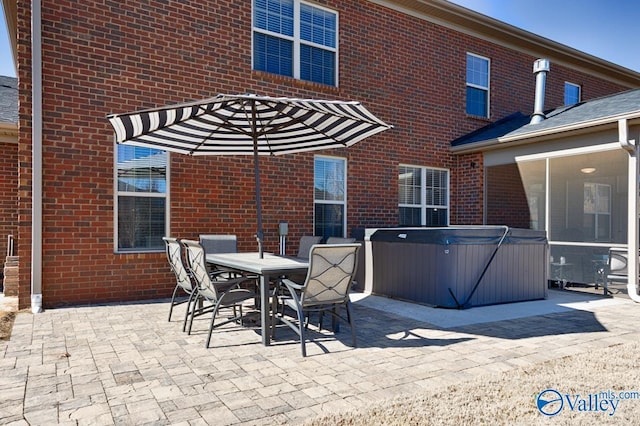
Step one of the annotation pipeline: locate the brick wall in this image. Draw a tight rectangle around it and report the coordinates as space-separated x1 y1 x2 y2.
0 142 17 261
0 141 18 295
14 0 631 307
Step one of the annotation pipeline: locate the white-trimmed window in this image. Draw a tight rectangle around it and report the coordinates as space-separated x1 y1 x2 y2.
466 53 490 117
115 145 168 252
314 156 346 239
253 0 338 86
564 82 581 105
399 165 449 226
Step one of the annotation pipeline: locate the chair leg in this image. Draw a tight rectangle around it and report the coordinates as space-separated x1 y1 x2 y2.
295 305 307 357
346 301 356 347
183 291 198 332
187 296 199 335
168 285 180 322
205 300 224 348
331 307 339 333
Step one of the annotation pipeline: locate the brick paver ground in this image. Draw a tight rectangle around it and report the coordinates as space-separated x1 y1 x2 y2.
1 290 638 425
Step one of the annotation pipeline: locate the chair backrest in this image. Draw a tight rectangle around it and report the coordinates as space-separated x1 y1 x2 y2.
297 236 323 259
608 248 628 276
199 234 237 254
163 237 194 292
300 243 361 306
326 237 356 244
181 239 221 301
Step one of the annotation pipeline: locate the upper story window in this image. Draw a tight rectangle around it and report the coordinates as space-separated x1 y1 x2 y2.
253 0 338 86
564 82 581 105
399 165 449 226
115 145 168 252
466 53 490 118
314 156 346 239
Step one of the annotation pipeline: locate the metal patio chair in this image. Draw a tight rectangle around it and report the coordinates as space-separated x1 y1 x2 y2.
326 237 356 244
163 237 198 331
296 236 323 259
181 239 258 348
272 243 361 357
200 234 258 286
606 248 628 294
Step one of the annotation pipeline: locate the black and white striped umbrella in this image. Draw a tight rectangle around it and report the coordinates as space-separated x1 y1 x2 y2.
107 94 392 256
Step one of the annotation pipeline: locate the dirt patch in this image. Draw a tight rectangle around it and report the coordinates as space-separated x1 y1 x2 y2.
0 310 16 340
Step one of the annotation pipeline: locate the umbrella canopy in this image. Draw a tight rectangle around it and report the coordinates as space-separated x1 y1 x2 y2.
107 93 392 256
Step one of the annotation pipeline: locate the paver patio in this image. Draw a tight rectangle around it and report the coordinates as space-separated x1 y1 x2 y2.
1 289 638 425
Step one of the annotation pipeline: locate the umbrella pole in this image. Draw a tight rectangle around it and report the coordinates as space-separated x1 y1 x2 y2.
254 147 264 258
251 103 264 258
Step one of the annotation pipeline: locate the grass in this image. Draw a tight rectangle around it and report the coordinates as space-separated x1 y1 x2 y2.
0 310 16 340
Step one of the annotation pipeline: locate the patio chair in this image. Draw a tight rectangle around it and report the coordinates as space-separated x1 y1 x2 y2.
200 234 258 284
326 237 356 244
606 248 628 293
163 237 198 331
200 234 237 253
296 236 323 259
181 239 258 348
200 234 241 277
279 235 323 286
272 243 361 357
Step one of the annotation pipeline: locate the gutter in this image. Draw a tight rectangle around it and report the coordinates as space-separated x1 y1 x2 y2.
451 112 640 155
31 0 43 313
500 111 640 143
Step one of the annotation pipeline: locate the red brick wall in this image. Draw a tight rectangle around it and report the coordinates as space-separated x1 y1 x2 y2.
14 0 631 307
16 1 33 309
0 142 18 260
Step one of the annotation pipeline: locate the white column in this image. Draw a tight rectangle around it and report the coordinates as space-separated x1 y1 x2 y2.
620 119 640 302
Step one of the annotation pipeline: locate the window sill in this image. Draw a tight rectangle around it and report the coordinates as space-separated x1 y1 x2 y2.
115 249 164 255
465 114 491 122
252 70 341 95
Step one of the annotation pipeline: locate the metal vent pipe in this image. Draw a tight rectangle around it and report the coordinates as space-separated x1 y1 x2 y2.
530 59 550 124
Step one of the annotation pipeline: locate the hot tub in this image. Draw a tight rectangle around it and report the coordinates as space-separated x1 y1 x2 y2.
365 226 548 308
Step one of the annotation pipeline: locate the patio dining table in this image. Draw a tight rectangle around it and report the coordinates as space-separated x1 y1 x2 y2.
205 252 309 345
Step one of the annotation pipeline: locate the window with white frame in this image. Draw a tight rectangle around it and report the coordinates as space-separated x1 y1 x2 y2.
466 53 490 117
399 165 449 226
253 0 338 86
314 156 346 239
115 145 168 252
564 82 581 105
583 182 611 241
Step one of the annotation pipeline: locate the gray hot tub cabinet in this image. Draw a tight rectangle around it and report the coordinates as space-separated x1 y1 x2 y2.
367 226 548 308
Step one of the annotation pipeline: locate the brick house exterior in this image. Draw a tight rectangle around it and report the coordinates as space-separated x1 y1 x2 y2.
3 0 640 309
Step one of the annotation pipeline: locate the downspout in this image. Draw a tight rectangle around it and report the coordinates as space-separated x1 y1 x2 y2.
31 0 43 313
619 118 640 303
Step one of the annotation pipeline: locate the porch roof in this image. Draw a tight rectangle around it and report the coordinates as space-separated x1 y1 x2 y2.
451 88 640 153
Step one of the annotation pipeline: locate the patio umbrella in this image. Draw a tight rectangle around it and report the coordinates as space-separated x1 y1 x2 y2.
107 93 392 257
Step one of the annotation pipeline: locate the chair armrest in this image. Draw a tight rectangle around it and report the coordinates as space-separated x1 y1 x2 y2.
210 273 253 290
281 278 304 290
